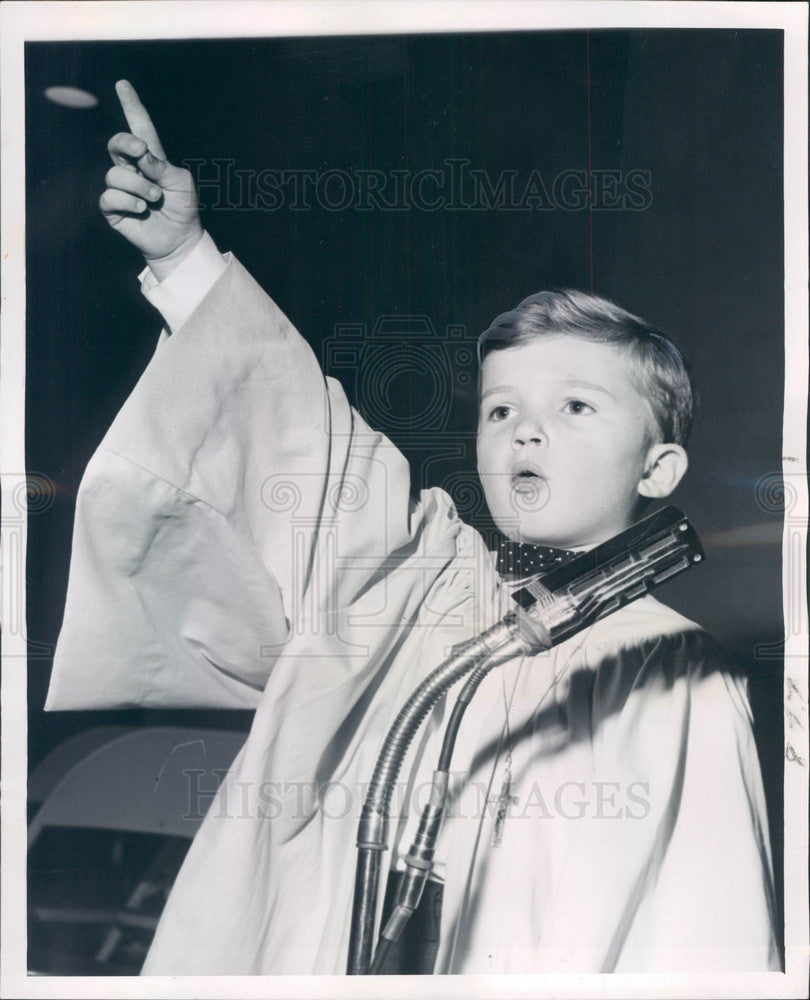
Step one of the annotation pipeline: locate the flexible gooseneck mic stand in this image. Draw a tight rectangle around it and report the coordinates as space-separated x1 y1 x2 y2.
346 505 705 975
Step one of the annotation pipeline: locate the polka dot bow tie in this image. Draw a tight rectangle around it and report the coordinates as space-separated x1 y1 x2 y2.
495 537 579 580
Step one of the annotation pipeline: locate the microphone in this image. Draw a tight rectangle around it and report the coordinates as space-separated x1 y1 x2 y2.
507 504 704 653
348 505 704 974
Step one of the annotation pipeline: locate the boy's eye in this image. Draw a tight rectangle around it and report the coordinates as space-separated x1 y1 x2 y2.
488 404 512 421
563 398 595 416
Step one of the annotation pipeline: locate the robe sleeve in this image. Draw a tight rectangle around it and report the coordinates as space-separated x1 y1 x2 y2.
613 633 780 971
46 253 419 710
540 625 780 971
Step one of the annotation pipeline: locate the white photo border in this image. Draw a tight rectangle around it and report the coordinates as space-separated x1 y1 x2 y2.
2 2 807 998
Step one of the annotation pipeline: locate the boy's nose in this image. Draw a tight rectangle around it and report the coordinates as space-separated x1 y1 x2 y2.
512 420 545 447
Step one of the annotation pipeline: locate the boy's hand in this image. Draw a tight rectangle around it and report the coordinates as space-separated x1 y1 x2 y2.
100 80 203 280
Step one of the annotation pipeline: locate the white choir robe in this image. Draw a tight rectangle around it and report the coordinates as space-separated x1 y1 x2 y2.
46 249 780 974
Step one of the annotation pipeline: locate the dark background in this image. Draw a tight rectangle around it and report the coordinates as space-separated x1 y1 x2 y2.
25 30 785 952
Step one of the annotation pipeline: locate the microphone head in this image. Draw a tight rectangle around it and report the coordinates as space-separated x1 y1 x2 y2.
510 506 704 647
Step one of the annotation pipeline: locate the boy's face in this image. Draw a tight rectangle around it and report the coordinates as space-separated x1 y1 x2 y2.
477 335 663 549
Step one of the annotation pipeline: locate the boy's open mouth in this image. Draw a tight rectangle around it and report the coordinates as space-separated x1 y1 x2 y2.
510 464 546 494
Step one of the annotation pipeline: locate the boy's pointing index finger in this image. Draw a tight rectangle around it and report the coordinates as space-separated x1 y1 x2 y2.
115 79 167 161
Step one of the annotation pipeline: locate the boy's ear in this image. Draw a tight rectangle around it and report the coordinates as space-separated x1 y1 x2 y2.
637 442 688 499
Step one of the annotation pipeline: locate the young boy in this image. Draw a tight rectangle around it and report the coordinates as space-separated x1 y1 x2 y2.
46 82 778 974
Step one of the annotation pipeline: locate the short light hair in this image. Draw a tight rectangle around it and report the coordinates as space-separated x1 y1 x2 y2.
477 288 694 445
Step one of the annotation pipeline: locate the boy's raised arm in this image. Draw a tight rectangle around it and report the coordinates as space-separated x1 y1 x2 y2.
46 84 430 712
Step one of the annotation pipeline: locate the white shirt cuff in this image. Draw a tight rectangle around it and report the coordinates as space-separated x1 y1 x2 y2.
138 231 228 333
